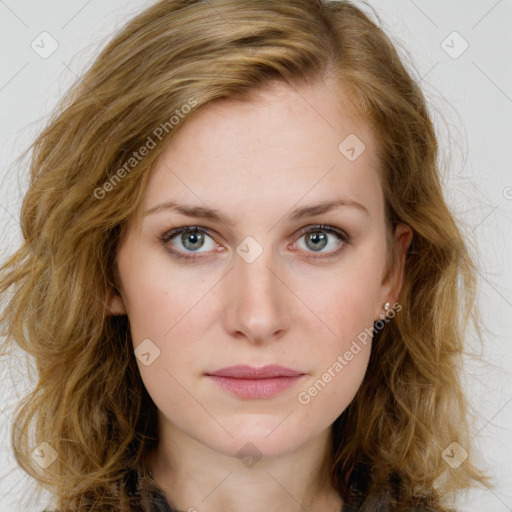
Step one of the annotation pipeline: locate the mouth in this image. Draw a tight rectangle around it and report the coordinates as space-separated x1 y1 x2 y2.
205 365 306 399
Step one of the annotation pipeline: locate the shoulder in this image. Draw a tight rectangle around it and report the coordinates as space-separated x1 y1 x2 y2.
341 478 456 512
39 468 173 512
340 462 457 512
342 500 457 512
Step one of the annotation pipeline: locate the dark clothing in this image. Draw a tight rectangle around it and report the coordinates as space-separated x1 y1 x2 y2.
131 468 449 512
42 467 454 511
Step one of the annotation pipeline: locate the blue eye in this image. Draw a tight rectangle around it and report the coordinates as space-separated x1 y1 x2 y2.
159 224 350 262
159 226 217 262
294 224 349 256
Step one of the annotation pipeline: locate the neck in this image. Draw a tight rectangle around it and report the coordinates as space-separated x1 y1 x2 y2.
148 416 343 512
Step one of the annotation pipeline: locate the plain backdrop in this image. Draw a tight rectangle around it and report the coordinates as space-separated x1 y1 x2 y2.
0 1 511 510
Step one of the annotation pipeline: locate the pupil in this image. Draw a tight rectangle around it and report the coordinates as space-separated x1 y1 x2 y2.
183 231 203 250
307 231 327 251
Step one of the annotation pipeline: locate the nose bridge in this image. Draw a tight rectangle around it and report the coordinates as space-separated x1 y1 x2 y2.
236 240 278 299
222 236 291 342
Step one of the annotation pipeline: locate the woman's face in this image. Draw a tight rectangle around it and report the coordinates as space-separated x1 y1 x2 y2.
109 79 411 460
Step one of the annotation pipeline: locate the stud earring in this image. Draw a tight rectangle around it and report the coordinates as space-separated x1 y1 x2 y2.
379 302 390 320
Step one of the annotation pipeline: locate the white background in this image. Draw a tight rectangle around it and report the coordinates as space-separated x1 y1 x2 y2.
0 1 511 510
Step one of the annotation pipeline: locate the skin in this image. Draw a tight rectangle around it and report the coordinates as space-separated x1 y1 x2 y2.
108 77 413 512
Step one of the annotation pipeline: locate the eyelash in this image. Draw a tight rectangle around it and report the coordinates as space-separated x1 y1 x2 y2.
158 224 350 262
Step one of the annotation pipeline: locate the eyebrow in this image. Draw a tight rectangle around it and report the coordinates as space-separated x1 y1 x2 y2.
143 198 369 226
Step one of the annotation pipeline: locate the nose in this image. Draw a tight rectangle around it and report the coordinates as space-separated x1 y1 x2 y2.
221 243 293 345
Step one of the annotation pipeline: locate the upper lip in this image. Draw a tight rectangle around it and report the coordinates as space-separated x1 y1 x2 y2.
206 365 304 379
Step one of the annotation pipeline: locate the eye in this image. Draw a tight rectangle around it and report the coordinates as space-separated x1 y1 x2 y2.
159 226 218 261
292 224 349 259
158 224 350 262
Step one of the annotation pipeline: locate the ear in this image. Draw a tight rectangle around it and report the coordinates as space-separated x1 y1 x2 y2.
106 287 127 316
376 222 413 320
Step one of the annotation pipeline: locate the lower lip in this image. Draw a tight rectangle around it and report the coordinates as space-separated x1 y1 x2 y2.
206 375 304 399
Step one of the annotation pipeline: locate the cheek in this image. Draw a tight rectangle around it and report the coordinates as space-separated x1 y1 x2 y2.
125 274 207 420
295 270 377 420
117 248 214 383
296 341 371 429
118 246 201 344
306 258 383 348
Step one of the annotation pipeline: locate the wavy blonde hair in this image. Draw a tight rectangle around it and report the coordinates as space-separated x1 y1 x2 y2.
0 0 492 510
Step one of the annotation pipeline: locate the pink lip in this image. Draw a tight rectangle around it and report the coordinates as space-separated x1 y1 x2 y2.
206 364 304 378
205 365 305 399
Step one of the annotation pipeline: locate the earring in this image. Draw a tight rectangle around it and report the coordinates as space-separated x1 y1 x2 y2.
379 302 390 320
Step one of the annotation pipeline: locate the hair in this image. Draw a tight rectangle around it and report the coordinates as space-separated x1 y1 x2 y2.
0 0 493 511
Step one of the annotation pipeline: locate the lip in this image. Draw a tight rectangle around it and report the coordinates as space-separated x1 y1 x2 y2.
205 365 306 399
206 364 304 378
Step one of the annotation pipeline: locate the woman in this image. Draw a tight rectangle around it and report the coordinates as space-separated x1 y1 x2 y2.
0 0 491 511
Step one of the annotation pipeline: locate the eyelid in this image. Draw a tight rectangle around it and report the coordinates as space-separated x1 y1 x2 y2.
295 223 347 239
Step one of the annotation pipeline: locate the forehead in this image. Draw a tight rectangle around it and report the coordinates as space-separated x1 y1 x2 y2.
142 79 382 224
